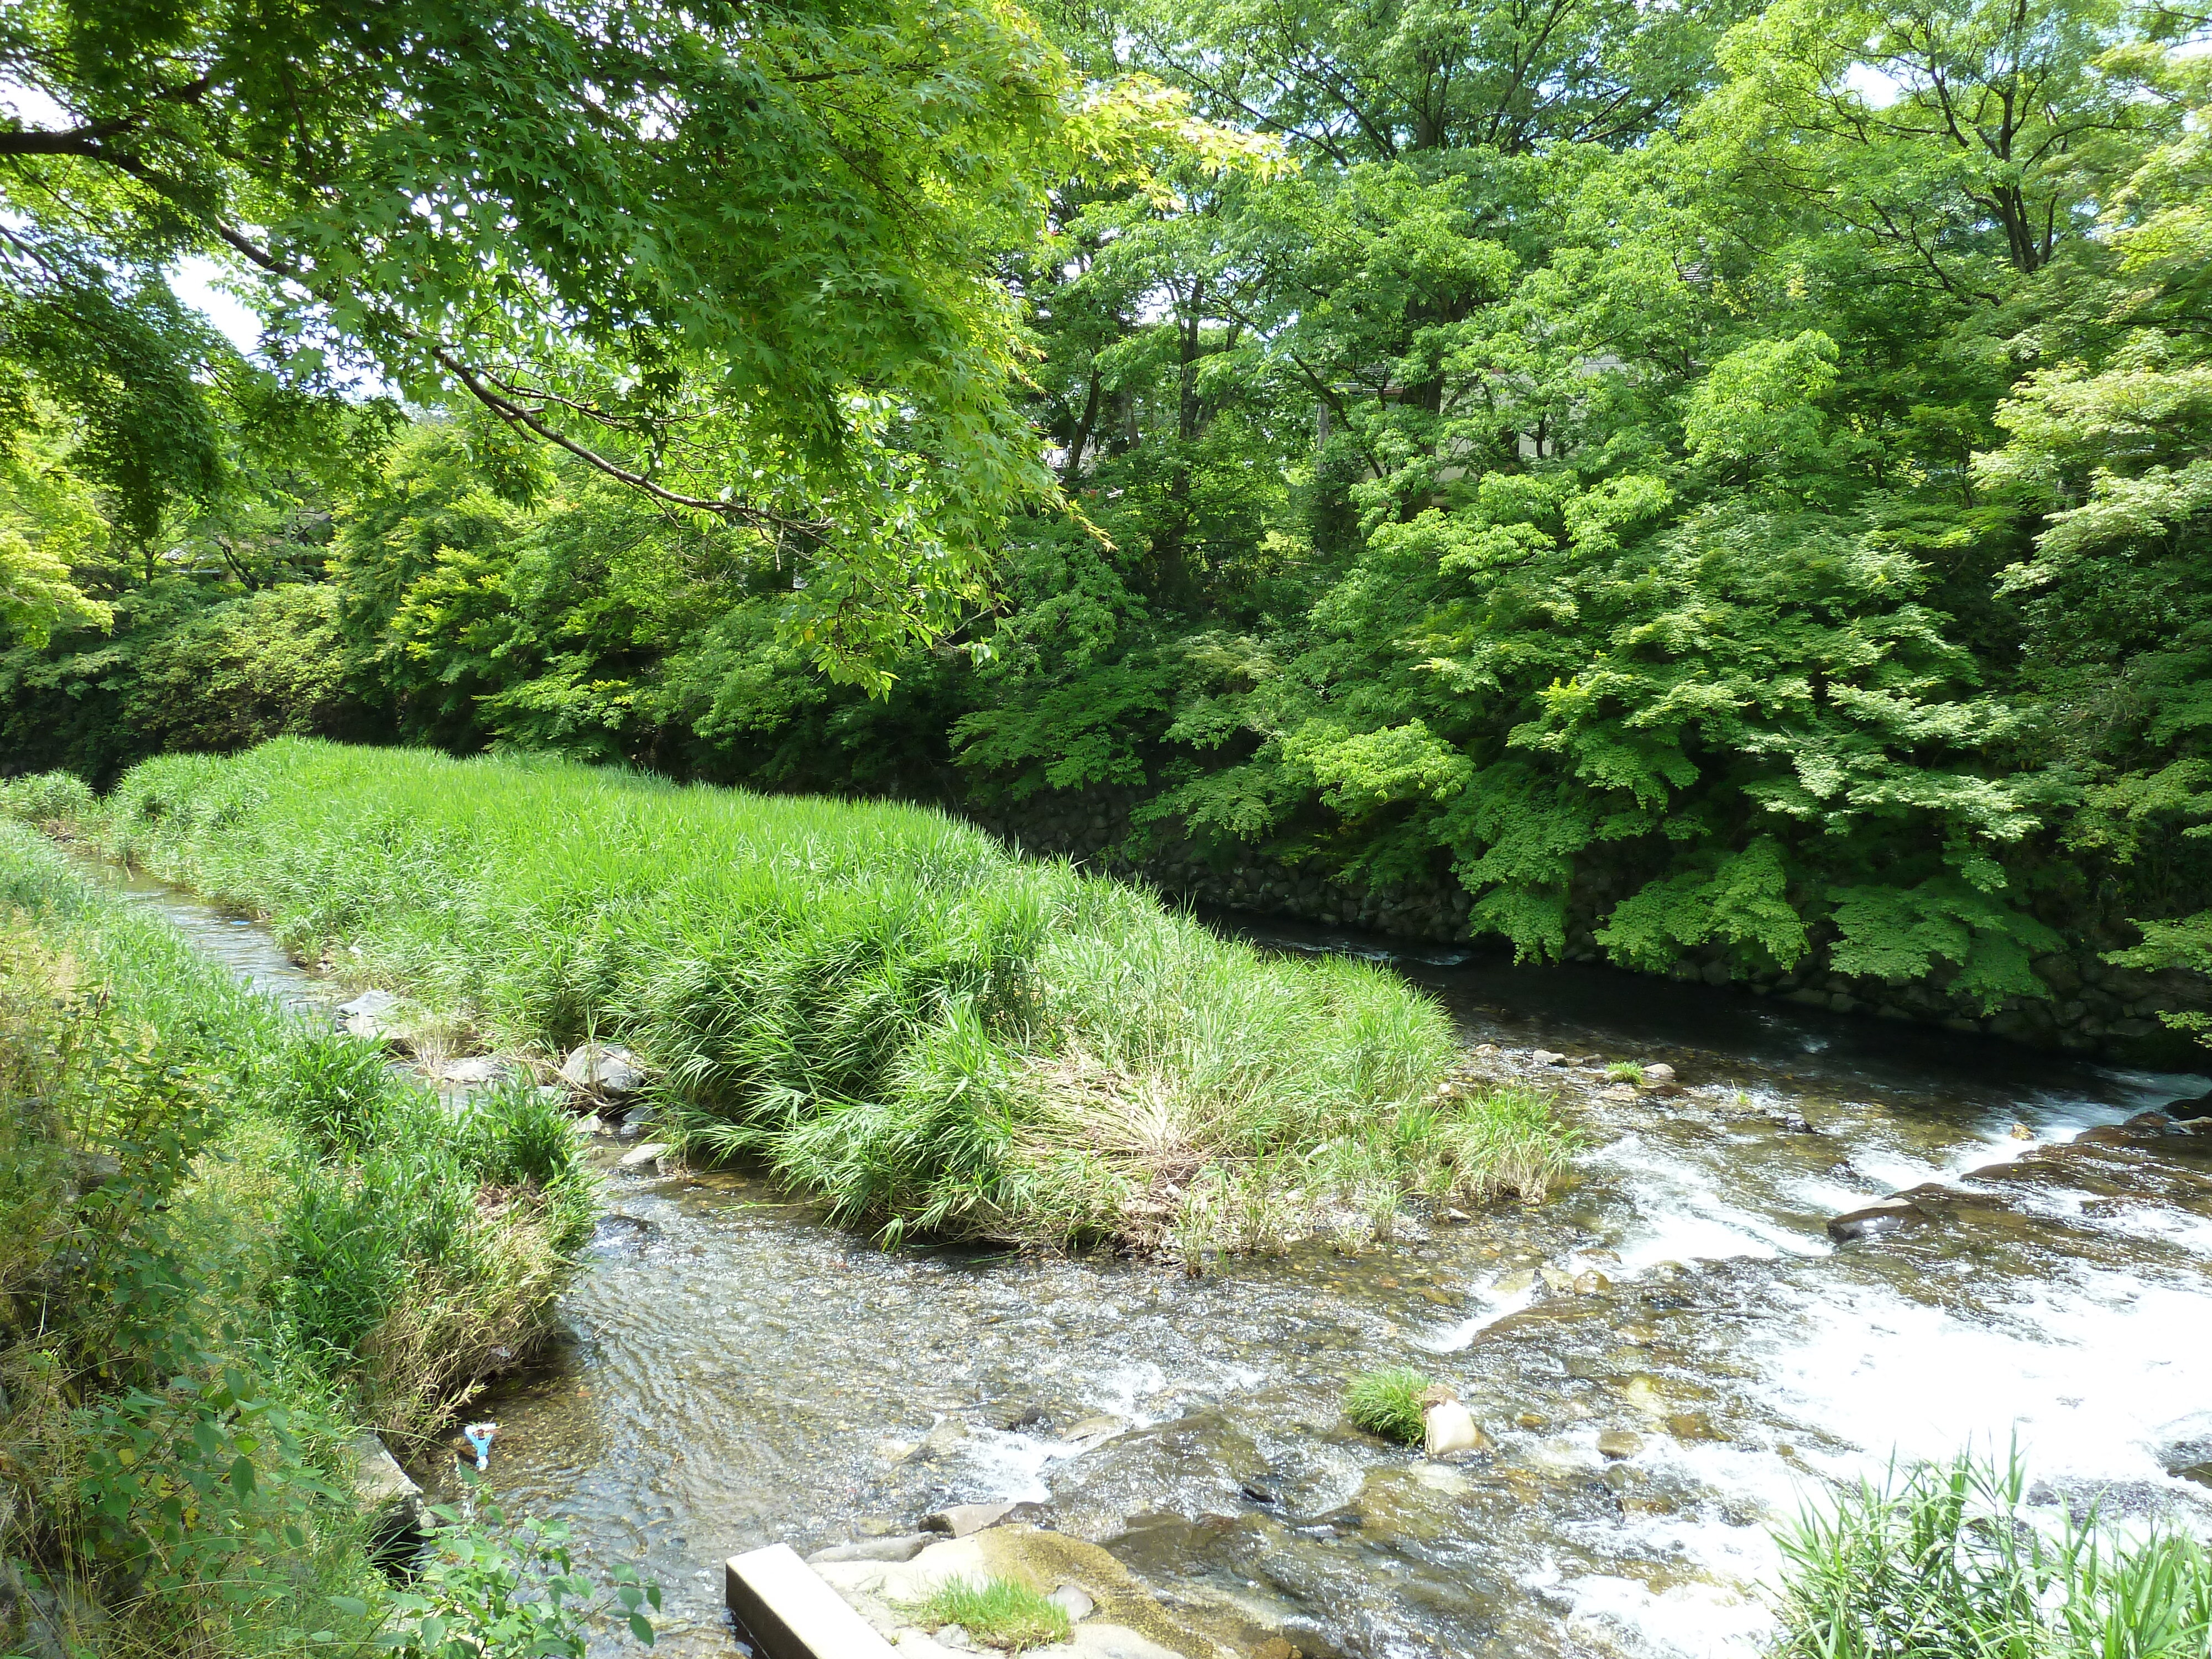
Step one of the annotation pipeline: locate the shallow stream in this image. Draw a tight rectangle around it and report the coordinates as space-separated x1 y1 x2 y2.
95 863 2212 1659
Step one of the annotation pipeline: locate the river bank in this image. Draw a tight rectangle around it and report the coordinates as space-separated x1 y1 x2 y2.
42 821 2212 1659
0 824 618 1658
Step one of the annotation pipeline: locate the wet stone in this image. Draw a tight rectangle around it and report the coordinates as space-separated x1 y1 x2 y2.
1048 1584 1097 1621
559 1041 644 1097
924 1501 1017 1538
811 1533 935 1564
1827 1197 1923 1242
1597 1430 1644 1460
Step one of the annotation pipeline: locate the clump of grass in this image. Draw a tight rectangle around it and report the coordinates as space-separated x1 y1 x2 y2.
1345 1366 1432 1444
907 1575 1071 1652
1604 1061 1644 1084
1773 1449 2212 1658
0 769 94 830
12 741 1575 1249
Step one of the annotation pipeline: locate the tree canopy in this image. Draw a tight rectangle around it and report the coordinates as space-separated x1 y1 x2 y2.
4 0 2209 1044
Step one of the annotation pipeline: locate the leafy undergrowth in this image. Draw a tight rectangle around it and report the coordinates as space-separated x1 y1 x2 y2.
1345 1366 1432 1445
13 739 1572 1250
1772 1451 2212 1658
0 822 640 1658
907 1575 1072 1652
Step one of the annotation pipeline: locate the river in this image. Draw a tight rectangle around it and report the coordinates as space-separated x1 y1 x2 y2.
94 862 2212 1659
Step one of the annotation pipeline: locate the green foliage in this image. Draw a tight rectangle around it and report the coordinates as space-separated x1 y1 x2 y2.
1771 1450 2212 1659
906 1575 1070 1652
56 738 1569 1249
382 1480 661 1657
1344 1366 1432 1445
4 0 2208 1039
0 822 633 1658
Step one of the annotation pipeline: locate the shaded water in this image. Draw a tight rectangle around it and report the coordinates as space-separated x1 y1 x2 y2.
98 863 2212 1659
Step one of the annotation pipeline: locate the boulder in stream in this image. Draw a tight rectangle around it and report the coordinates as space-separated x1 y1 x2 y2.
2165 1089 2212 1121
1641 1063 1677 1084
559 1042 644 1097
1420 1387 1493 1459
436 1055 509 1086
338 989 406 1047
1531 1050 1568 1066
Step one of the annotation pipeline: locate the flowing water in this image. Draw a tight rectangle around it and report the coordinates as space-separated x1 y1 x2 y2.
93 863 2212 1659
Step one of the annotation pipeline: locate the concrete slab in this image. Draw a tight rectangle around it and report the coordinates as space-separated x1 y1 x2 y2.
726 1542 902 1659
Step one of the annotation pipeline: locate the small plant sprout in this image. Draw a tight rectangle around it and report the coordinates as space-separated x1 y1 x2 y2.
1604 1062 1644 1085
906 1575 1070 1652
1345 1366 1432 1445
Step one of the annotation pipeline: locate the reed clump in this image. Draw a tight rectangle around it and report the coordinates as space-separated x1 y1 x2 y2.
8 740 1571 1249
1772 1451 2212 1658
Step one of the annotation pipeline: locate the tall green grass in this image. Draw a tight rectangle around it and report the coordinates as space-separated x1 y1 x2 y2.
0 820 609 1657
1772 1451 2212 1658
15 738 1569 1247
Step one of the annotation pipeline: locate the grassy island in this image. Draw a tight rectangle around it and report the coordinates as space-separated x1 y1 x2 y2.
9 739 1568 1250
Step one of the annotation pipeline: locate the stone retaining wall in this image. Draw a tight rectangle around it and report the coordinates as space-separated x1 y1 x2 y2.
965 787 2212 1066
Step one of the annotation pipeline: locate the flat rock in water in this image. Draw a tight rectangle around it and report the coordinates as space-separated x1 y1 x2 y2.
1827 1197 1923 1243
1641 1063 1677 1083
560 1042 644 1097
617 1141 672 1167
338 989 399 1020
1531 1050 1568 1066
924 1501 1016 1538
907 1418 970 1462
1422 1398 1493 1459
1597 1429 1644 1460
810 1534 935 1564
437 1056 509 1086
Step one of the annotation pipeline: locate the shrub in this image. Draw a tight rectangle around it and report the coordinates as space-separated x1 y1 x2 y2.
1345 1366 1432 1445
907 1575 1071 1652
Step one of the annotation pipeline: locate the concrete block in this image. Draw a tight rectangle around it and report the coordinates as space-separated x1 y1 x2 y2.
726 1542 901 1659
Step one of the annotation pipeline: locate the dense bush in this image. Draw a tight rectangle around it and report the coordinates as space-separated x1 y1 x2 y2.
29 739 1569 1249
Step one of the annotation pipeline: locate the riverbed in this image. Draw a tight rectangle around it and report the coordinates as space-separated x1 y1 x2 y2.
96 862 2212 1659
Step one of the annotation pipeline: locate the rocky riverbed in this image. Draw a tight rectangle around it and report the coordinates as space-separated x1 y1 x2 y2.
92 861 2212 1659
